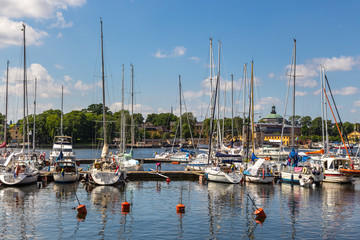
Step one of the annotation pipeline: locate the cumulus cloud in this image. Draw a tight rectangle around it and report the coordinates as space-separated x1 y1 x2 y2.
354 100 360 107
64 75 72 82
154 46 186 58
268 72 274 78
56 32 63 38
0 17 49 49
74 80 93 91
0 0 86 19
49 12 73 28
332 86 359 96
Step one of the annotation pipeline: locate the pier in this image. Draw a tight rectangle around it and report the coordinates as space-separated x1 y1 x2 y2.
77 158 185 164
39 170 204 182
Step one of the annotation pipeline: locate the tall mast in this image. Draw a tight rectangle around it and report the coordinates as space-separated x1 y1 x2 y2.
231 74 234 140
251 61 255 153
179 75 182 144
291 39 296 148
320 65 325 150
131 64 134 149
222 83 226 144
209 38 214 146
33 78 37 152
22 24 26 152
121 64 125 152
60 84 63 151
100 18 106 145
217 41 221 148
242 64 247 148
4 60 9 150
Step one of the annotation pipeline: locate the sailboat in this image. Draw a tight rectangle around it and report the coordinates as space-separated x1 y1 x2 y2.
204 40 242 184
113 64 143 171
279 39 324 185
88 19 124 185
52 86 79 183
242 61 275 183
0 24 39 186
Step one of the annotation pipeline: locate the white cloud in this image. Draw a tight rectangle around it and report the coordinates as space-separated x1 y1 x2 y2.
57 33 63 38
332 86 358 96
295 91 307 96
154 46 186 58
0 17 49 49
268 72 274 78
55 64 63 69
350 109 356 113
297 79 317 88
313 56 358 71
189 56 200 63
49 12 73 28
64 75 72 82
74 80 93 91
354 100 360 107
0 0 86 19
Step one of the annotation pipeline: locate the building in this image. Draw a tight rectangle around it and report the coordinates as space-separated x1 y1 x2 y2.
9 124 22 144
347 131 360 144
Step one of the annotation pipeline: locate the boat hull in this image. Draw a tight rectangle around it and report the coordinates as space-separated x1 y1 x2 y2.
0 173 37 186
323 173 353 183
205 168 242 184
53 172 79 183
280 171 324 184
244 174 274 183
89 169 122 185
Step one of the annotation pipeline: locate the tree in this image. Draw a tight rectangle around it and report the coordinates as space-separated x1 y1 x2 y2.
84 103 112 115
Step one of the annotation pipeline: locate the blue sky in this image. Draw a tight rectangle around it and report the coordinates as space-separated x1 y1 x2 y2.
1 0 360 124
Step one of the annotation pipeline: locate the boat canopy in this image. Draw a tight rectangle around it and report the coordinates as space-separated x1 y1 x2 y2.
180 147 195 154
247 158 267 176
215 151 242 158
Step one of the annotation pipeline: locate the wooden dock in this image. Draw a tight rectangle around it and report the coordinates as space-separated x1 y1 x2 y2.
77 158 186 164
39 170 204 182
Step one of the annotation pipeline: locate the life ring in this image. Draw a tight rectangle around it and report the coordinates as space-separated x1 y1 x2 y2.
40 155 45 161
302 167 307 174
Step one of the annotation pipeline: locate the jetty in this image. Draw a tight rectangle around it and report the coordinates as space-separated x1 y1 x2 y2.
77 158 183 164
39 170 204 182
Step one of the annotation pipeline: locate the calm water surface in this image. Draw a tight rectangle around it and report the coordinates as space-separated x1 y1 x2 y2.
1 148 360 239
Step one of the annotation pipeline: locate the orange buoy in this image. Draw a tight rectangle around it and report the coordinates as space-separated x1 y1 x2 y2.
77 212 87 222
166 178 171 183
176 204 185 213
172 162 180 164
122 201 130 213
255 215 266 224
77 204 87 214
254 208 266 218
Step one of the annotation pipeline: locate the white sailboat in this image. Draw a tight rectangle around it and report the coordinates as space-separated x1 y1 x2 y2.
52 86 79 183
279 39 324 185
113 64 142 171
89 19 124 186
204 40 242 184
0 24 38 186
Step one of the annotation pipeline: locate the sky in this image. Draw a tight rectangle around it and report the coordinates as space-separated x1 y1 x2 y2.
1 0 360 124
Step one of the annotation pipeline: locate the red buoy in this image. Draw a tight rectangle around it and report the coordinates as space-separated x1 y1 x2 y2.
166 178 171 183
254 208 266 218
176 203 185 213
77 204 87 214
122 201 130 213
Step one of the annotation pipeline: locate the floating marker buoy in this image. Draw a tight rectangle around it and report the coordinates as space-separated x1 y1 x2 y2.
77 204 87 214
122 201 130 213
176 203 185 213
254 208 266 218
166 178 171 183
172 162 180 164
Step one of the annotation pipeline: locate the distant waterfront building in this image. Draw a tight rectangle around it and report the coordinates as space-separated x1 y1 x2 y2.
9 124 22 145
255 106 300 146
347 131 360 144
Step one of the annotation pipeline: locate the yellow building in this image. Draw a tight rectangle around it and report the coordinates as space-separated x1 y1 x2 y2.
347 131 360 144
263 135 291 146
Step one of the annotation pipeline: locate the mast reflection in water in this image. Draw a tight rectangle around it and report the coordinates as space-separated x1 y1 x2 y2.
0 180 360 239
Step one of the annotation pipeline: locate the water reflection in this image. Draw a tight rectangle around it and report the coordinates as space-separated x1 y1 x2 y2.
0 185 38 239
53 182 78 201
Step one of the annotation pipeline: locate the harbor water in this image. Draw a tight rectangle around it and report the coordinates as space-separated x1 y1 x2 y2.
0 148 360 239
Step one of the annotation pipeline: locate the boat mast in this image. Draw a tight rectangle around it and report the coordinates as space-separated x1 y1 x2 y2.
121 64 125 152
291 39 296 148
33 78 37 152
251 61 255 153
231 74 234 140
4 60 9 150
100 18 106 146
209 38 214 148
320 65 325 150
60 84 63 151
131 64 134 149
242 64 247 148
217 41 221 148
179 75 182 145
22 24 26 152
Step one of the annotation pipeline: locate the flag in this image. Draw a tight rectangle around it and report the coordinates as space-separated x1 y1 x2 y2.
115 166 120 176
251 153 259 162
13 164 19 178
61 168 65 177
56 151 63 161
